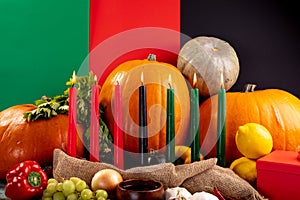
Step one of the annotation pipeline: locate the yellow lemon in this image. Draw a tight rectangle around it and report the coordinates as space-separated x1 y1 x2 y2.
175 146 204 164
235 122 273 159
230 157 257 185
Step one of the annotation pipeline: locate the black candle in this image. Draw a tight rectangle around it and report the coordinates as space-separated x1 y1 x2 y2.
139 72 148 166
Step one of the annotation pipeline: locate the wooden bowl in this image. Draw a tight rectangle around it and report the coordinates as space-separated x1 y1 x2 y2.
116 179 164 200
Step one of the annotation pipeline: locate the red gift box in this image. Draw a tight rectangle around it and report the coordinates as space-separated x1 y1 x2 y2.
256 150 300 199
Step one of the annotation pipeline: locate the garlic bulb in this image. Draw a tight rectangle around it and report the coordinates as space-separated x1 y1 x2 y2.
165 187 219 200
190 191 219 200
165 187 192 200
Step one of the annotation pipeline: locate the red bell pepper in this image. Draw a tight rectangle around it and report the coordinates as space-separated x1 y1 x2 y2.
5 160 48 200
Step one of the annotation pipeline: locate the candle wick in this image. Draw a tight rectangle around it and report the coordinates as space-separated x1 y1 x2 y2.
168 82 172 89
221 82 225 90
220 73 225 89
72 70 76 87
141 71 144 86
192 73 197 88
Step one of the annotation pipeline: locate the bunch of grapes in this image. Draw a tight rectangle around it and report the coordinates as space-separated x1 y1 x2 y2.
42 177 109 200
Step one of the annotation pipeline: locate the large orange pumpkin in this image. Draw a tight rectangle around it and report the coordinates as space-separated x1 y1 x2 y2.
200 84 300 165
0 104 84 179
100 55 190 156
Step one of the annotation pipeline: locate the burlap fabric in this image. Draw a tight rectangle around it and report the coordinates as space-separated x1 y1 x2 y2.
53 149 265 200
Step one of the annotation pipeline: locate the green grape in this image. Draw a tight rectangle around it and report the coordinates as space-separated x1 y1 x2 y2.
62 180 76 196
97 197 106 200
70 177 81 185
47 182 58 195
75 180 87 192
95 190 108 199
42 197 53 200
53 191 65 200
56 182 63 192
43 189 53 197
80 189 93 200
67 193 78 200
48 178 59 185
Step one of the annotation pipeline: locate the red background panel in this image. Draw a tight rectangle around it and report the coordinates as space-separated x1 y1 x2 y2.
89 0 180 85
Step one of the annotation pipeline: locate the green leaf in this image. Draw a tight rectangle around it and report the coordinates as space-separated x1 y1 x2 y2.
50 102 60 110
22 70 113 163
23 94 69 122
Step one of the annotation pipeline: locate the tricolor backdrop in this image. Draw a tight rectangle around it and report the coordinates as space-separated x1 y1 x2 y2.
0 0 299 111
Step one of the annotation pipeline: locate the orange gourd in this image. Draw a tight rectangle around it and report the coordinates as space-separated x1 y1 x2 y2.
0 104 84 179
99 55 190 156
200 84 300 165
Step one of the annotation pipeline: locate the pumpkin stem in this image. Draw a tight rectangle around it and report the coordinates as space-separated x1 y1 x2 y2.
242 84 256 92
147 54 156 61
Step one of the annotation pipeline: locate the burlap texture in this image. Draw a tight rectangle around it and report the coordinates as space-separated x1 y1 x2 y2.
53 149 265 200
53 149 215 188
181 165 264 200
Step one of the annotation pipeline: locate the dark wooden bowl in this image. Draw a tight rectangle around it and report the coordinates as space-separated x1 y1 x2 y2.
116 179 164 200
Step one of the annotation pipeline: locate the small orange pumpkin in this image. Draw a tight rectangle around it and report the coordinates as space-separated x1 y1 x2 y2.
100 55 190 155
200 84 300 165
0 104 84 179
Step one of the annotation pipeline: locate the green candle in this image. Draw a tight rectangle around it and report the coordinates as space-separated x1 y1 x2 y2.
217 73 226 167
190 73 200 162
166 75 175 163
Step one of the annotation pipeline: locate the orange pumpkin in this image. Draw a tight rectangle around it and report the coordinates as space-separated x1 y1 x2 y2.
0 104 84 179
200 84 300 165
100 55 190 155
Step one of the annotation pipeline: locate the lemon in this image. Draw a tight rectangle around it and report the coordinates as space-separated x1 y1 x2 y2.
235 122 273 159
230 157 257 185
175 146 204 164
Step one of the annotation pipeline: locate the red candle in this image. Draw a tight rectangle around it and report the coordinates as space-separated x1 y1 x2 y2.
67 71 77 157
90 75 100 162
114 80 124 169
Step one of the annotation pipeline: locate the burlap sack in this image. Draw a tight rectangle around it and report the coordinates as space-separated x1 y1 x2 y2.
181 165 264 200
53 149 265 200
53 149 215 188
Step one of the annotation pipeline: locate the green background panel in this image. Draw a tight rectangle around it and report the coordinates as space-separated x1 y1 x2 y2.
0 0 89 111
